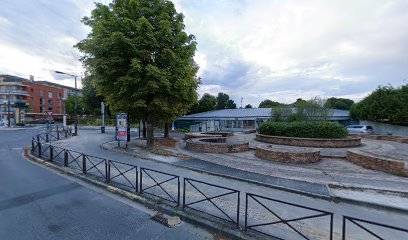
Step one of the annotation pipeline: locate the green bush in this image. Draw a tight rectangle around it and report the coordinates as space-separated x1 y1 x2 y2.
258 121 348 139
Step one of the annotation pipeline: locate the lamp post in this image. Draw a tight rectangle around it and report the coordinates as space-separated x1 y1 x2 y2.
55 71 78 136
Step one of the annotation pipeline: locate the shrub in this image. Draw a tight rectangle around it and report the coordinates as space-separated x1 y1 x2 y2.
258 121 348 139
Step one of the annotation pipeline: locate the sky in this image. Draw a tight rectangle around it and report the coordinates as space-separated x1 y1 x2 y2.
1 0 407 107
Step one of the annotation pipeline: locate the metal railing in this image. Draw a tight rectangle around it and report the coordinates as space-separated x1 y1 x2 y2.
183 178 240 228
245 193 333 240
342 216 408 240
108 160 138 192
140 168 180 206
32 126 72 144
29 130 408 240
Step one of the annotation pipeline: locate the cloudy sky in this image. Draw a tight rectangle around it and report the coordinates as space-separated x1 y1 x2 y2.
1 0 407 106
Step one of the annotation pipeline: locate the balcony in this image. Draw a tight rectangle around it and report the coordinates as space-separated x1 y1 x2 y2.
0 89 29 96
0 99 27 106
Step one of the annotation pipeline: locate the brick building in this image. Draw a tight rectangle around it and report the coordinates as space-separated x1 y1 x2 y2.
0 74 78 124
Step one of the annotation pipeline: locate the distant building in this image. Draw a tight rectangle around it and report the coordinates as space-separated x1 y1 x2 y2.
0 75 30 125
175 108 352 132
0 74 79 124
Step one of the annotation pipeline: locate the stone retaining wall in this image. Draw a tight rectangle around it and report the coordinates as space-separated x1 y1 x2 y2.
351 134 408 144
184 132 233 140
255 145 320 164
347 150 408 177
186 138 249 153
256 134 361 148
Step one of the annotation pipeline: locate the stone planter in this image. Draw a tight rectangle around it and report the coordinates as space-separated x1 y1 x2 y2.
256 134 361 148
255 145 320 164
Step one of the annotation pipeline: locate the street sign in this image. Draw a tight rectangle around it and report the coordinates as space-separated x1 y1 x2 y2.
45 110 54 121
116 113 128 141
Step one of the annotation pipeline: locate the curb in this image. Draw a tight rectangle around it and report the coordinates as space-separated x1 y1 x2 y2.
101 141 408 213
23 148 251 240
100 141 332 200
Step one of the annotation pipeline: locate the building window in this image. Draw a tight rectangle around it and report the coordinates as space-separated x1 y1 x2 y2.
48 92 53 98
58 93 62 99
48 99 53 106
40 90 43 97
48 107 53 111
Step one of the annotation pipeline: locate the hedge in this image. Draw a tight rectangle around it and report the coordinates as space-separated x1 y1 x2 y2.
258 121 348 139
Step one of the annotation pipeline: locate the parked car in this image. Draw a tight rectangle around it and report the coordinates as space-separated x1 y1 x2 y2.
346 125 374 134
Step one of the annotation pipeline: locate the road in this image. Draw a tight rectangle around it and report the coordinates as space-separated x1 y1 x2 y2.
0 126 214 240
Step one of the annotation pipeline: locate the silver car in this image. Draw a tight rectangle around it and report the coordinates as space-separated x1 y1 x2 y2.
346 125 374 134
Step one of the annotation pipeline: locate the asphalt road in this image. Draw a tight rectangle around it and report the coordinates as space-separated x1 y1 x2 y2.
0 126 213 240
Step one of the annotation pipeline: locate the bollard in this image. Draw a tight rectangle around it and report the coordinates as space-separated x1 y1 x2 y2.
64 150 68 167
57 131 60 140
37 135 40 143
65 129 67 138
82 155 87 174
31 140 35 153
49 146 53 162
46 134 49 143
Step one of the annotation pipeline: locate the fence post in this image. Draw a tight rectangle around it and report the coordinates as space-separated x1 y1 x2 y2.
177 178 180 207
183 178 186 209
64 150 68 167
46 134 49 143
38 142 42 158
342 217 346 240
82 154 87 174
245 194 248 231
140 169 143 194
107 160 110 183
57 130 60 140
49 146 53 162
37 135 40 143
31 139 35 152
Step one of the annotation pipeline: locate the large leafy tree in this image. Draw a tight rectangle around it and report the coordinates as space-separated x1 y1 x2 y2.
216 92 236 109
76 0 199 148
81 75 104 115
324 97 354 110
258 99 283 108
350 85 408 125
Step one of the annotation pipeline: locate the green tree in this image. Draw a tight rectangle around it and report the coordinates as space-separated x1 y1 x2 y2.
216 92 236 109
245 104 252 108
324 97 354 110
81 75 104 115
65 95 85 116
350 85 408 125
258 99 283 108
76 0 199 148
197 93 216 113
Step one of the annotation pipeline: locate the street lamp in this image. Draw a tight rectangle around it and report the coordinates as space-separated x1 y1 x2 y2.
55 71 78 136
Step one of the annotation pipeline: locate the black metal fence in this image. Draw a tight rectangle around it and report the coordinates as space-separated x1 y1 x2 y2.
140 168 180 206
29 128 408 240
183 178 240 228
342 216 408 240
245 193 333 239
108 160 138 192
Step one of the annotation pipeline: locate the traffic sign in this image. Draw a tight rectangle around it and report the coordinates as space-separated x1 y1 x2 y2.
45 111 54 120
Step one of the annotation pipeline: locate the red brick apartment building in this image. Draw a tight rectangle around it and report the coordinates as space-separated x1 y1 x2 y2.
0 74 77 124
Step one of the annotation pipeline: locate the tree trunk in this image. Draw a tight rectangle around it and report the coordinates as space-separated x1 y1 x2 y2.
142 120 147 139
146 112 154 150
164 122 169 138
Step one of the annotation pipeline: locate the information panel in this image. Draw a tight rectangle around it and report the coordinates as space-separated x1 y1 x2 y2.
116 113 128 141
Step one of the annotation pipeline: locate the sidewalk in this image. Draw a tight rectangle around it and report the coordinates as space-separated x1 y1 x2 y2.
48 129 408 237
